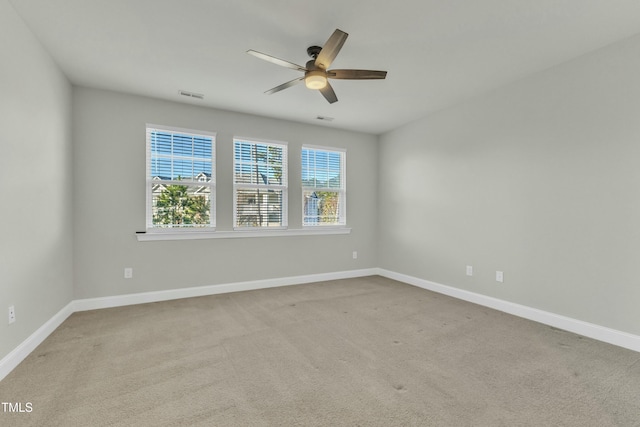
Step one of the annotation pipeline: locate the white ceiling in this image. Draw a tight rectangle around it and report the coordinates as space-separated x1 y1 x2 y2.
10 0 640 134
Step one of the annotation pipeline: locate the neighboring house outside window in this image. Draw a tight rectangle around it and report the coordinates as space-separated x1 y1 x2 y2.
233 137 287 229
146 124 215 230
301 146 346 226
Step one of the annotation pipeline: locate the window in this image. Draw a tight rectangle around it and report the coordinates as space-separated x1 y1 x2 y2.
146 125 215 230
302 146 346 226
233 138 287 229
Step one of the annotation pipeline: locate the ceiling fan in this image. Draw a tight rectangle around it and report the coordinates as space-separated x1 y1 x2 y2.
247 29 387 104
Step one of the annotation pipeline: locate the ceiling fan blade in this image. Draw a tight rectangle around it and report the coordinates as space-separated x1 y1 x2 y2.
315 29 348 70
247 50 307 72
319 82 338 104
264 77 304 95
328 69 387 79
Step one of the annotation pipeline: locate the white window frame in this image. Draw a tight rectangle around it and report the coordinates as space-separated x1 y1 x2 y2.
233 137 288 230
301 145 346 227
146 124 216 232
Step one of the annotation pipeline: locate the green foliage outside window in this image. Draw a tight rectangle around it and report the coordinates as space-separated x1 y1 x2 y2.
153 184 210 227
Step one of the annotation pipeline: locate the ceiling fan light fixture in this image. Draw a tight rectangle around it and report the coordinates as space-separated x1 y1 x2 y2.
305 70 327 90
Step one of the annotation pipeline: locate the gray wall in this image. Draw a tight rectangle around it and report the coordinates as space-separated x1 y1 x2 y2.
378 34 640 336
0 0 74 360
72 88 378 299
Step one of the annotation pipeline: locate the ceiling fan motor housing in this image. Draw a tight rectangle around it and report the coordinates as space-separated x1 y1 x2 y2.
307 46 323 59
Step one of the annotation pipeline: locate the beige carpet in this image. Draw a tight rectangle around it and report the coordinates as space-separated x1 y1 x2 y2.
1 276 639 426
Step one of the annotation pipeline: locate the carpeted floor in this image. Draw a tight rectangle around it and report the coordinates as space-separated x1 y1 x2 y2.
1 275 639 426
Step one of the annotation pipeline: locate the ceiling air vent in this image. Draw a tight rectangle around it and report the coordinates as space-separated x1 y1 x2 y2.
179 90 204 100
316 116 334 122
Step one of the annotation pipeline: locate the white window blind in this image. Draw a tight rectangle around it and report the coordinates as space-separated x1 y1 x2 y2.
233 138 288 229
301 146 346 226
146 124 216 230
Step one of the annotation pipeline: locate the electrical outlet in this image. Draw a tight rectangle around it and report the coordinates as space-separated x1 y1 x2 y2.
352 251 358 260
8 306 15 324
496 271 504 283
466 265 473 276
124 268 133 279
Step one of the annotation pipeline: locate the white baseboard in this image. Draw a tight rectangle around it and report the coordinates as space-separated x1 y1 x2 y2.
0 301 75 382
376 268 640 353
73 268 378 312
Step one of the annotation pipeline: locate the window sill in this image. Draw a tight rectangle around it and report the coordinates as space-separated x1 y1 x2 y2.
136 227 351 241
